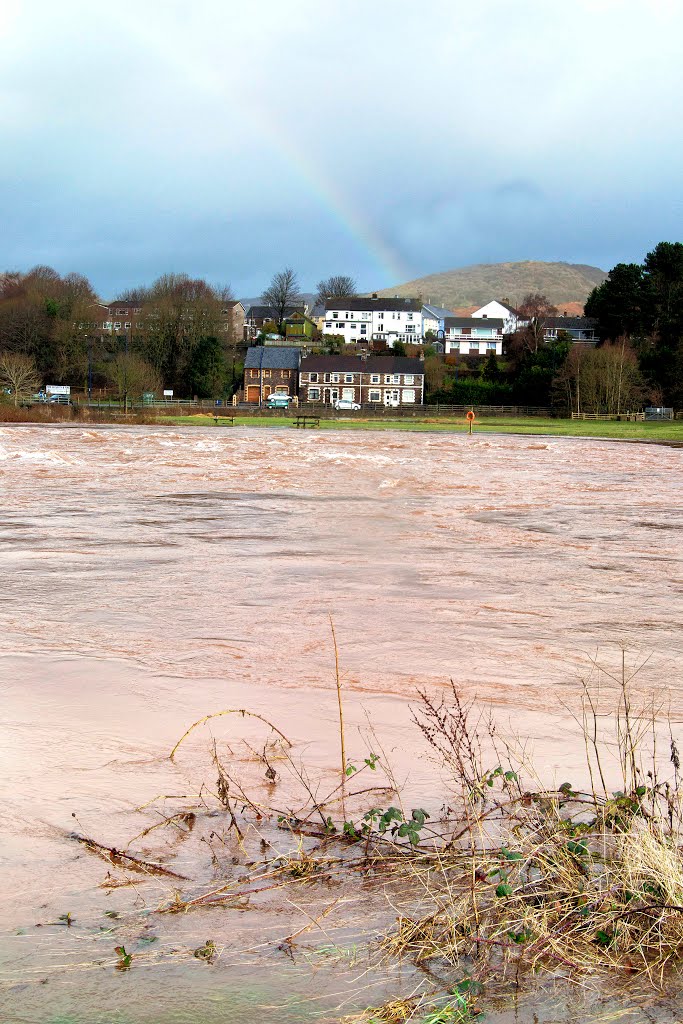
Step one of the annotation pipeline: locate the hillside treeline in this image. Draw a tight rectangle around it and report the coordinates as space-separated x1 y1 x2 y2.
428 242 683 411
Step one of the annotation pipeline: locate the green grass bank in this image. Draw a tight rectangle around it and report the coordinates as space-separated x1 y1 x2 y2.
158 413 683 444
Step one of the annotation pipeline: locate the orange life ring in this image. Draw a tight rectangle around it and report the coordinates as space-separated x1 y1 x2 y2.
466 410 475 421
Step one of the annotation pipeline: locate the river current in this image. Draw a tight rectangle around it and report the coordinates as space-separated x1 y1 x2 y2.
1 424 682 1022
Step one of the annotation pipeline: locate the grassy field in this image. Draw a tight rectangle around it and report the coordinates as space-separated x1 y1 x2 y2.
157 412 683 443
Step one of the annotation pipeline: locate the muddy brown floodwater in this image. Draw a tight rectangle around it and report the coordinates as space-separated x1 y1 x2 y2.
1 424 682 1023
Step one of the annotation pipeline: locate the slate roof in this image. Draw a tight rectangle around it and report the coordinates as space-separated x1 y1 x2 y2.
245 304 305 320
301 355 424 375
545 316 598 331
244 346 301 370
444 316 504 329
324 297 422 313
422 304 457 319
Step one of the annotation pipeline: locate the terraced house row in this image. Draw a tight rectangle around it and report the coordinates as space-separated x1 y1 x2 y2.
241 349 424 406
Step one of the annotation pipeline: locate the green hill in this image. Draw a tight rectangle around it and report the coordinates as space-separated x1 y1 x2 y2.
373 261 607 310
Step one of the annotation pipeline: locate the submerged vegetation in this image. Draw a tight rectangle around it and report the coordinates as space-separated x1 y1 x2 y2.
56 648 683 1023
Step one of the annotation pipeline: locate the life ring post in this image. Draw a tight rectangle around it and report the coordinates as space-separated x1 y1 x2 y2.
466 409 475 435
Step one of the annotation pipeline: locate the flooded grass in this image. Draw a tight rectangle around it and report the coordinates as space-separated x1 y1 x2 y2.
154 413 683 443
15 655 679 1024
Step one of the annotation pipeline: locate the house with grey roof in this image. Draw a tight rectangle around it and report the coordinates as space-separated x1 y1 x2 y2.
323 293 423 346
243 304 306 340
242 346 301 404
543 316 599 345
444 317 505 356
422 303 458 338
299 354 424 406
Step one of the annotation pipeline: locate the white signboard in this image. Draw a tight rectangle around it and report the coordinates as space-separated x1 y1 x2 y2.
163 389 174 397
46 385 71 395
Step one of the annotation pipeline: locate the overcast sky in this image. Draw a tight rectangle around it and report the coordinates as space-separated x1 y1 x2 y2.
2 0 682 298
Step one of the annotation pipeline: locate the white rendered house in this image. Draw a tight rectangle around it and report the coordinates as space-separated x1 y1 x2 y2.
444 317 504 355
323 295 423 346
472 300 524 334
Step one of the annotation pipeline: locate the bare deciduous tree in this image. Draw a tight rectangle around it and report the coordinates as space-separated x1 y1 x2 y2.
554 338 645 415
315 275 357 307
108 353 162 405
0 351 41 405
516 293 558 354
261 267 302 331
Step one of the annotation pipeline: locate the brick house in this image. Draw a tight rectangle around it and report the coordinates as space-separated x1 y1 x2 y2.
299 355 424 406
243 346 301 404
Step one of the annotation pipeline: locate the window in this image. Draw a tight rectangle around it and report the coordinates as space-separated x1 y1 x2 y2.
403 389 416 403
308 387 320 400
263 369 271 378
342 388 354 400
331 373 340 383
324 373 331 383
469 345 480 355
404 374 414 385
384 374 400 384
461 328 471 336
360 325 367 333
309 372 319 383
407 313 413 321
113 322 121 329
368 389 381 402
344 373 354 383
133 307 141 313
337 321 345 329
332 312 338 319
378 312 384 320
124 322 131 329
250 369 258 378
325 322 332 329
370 374 380 384
406 325 415 333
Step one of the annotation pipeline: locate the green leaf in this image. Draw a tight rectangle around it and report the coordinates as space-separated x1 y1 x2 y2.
635 785 647 797
504 771 518 782
501 847 523 861
495 883 513 898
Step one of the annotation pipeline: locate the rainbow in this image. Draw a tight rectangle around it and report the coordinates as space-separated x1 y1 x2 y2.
256 106 410 286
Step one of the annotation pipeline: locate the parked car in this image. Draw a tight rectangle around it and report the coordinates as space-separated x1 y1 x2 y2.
332 398 361 411
266 393 292 409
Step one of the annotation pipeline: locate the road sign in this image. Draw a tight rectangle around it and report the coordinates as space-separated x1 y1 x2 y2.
46 385 71 395
163 389 174 398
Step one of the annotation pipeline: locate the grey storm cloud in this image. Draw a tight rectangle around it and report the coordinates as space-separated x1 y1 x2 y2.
1 0 683 297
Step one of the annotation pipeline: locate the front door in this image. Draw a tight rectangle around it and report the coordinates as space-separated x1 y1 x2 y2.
384 389 400 406
325 388 339 404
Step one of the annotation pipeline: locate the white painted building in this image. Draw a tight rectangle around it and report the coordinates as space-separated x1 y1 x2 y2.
472 300 525 334
444 317 505 355
323 295 423 346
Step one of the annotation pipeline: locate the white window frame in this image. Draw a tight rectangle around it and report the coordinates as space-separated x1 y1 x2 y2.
404 374 414 384
368 389 381 402
403 389 416 403
344 373 354 383
330 373 340 383
370 373 380 384
309 372 319 383
308 387 320 401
